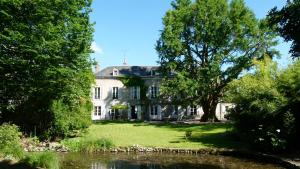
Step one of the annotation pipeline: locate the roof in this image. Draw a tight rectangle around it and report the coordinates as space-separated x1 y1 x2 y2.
96 66 160 78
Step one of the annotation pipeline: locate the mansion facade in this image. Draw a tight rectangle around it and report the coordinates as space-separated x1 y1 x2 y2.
92 65 232 121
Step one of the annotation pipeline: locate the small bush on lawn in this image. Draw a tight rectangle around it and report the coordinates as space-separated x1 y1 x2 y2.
22 152 59 169
62 138 114 152
0 123 24 159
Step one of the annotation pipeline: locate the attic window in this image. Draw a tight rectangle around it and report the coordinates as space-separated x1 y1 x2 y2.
113 68 119 76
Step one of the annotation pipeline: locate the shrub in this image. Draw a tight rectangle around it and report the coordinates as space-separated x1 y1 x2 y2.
226 57 300 152
22 152 59 169
50 99 92 139
62 138 114 152
0 123 24 159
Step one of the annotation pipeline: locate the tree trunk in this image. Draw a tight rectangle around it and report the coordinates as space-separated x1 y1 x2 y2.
200 100 219 122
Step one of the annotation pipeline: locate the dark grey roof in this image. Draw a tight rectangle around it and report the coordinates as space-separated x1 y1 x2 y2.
96 66 160 78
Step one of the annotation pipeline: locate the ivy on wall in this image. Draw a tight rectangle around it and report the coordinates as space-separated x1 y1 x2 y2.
118 76 148 101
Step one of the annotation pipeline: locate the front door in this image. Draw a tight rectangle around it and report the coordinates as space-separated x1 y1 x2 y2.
131 106 137 119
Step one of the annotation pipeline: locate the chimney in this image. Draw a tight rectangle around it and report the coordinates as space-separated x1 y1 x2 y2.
95 63 100 73
123 55 128 66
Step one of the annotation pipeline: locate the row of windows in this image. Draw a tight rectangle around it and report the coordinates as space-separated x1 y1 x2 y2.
93 105 161 116
93 86 159 100
94 105 204 117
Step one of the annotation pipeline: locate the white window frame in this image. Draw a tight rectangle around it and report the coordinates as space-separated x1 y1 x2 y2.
131 86 140 100
113 68 119 76
150 85 158 98
150 105 158 115
94 106 101 116
112 87 118 99
190 106 197 116
94 87 101 99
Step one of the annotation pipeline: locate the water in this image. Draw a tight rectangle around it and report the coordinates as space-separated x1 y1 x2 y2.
59 152 284 169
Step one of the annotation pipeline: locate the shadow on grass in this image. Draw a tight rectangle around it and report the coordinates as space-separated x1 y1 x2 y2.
187 132 249 149
95 120 232 132
0 160 36 169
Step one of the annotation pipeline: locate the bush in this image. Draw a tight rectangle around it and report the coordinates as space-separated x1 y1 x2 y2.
49 99 92 139
22 152 59 169
226 57 300 152
62 138 114 152
0 123 24 159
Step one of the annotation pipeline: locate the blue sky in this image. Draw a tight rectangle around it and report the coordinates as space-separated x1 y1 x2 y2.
90 0 292 69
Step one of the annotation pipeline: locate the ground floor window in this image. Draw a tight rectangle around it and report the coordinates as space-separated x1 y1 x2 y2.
110 108 120 120
190 106 197 116
173 105 178 115
150 105 158 115
94 106 101 116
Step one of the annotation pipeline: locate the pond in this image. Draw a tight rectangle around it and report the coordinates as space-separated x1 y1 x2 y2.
59 152 285 169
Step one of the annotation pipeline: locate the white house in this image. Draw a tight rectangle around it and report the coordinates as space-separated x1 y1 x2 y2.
92 65 233 121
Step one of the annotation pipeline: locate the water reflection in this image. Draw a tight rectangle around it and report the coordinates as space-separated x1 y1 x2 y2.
60 152 284 169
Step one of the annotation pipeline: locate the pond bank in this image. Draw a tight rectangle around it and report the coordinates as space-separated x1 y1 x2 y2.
100 146 300 169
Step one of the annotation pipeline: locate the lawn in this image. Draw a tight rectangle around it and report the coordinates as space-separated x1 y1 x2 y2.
64 121 246 149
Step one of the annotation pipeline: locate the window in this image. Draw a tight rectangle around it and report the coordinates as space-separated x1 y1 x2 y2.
94 106 101 116
150 70 155 76
150 105 158 115
131 86 140 100
94 87 100 99
150 85 158 98
190 106 197 116
113 68 119 76
112 87 118 99
225 106 229 111
173 105 178 115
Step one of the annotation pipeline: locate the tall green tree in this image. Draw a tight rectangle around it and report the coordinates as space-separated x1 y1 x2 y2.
156 0 277 121
226 57 300 151
268 0 300 58
0 0 94 138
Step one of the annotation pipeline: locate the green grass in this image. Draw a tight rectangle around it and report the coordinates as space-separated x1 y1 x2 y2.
62 138 114 152
63 121 247 149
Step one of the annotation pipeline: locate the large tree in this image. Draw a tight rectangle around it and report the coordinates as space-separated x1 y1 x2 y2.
0 0 94 137
156 0 277 121
268 0 300 58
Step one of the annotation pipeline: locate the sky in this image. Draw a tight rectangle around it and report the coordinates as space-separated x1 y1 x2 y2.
90 0 292 69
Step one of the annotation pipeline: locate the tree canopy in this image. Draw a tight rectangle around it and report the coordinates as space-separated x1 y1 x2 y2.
156 0 277 121
268 0 300 58
226 57 300 151
0 0 94 138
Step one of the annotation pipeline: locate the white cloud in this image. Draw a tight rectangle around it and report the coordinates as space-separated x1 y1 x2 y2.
91 41 103 54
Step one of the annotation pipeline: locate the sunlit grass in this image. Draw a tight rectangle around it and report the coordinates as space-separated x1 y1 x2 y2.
63 122 245 149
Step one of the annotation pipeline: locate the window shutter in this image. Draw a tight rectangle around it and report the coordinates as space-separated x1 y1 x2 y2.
137 86 140 99
101 87 103 100
110 87 113 99
130 87 133 99
146 86 150 98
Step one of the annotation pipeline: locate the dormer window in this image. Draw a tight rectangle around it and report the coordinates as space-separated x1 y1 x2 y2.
113 68 119 76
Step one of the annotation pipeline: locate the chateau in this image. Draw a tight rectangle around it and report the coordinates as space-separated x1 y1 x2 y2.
92 65 232 121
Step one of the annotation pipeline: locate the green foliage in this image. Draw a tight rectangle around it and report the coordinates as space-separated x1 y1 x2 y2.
0 123 24 159
22 152 59 169
111 103 128 110
118 76 148 100
227 57 300 151
62 138 114 152
156 0 278 121
0 0 94 138
49 99 92 138
268 0 300 58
